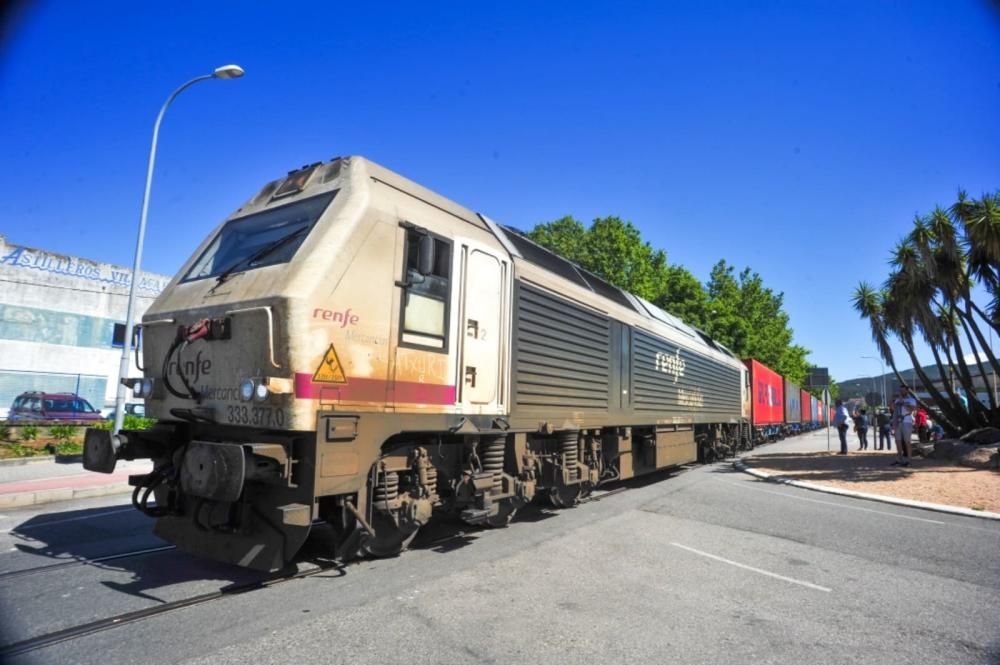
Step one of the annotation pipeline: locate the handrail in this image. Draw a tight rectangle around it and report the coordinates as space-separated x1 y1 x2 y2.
225 306 280 368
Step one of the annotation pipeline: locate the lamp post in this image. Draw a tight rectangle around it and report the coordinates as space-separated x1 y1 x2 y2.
861 355 885 407
113 65 245 434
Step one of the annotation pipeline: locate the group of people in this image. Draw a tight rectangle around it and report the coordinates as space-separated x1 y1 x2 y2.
832 385 925 467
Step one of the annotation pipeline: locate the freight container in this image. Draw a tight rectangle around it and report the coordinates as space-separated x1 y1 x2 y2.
784 379 802 424
799 388 811 424
744 358 783 430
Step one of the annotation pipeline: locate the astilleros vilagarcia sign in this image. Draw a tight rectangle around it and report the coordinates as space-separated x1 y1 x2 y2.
0 243 168 295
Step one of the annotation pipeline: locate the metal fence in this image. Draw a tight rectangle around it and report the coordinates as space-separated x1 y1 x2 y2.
0 368 107 418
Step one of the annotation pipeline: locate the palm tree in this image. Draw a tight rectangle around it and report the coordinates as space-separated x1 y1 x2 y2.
856 189 1000 432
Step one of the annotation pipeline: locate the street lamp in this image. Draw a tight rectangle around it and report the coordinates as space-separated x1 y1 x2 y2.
113 65 245 434
861 355 885 408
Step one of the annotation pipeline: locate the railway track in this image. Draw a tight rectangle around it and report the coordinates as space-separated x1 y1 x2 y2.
0 559 335 659
0 544 177 583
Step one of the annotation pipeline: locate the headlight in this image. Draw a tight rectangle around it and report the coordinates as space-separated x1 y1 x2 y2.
254 381 270 402
239 379 255 402
132 380 144 398
141 378 154 398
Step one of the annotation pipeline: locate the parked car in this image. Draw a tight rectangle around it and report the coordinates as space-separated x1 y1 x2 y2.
7 392 105 422
104 403 146 420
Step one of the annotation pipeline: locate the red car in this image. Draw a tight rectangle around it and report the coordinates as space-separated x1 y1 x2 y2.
7 392 104 422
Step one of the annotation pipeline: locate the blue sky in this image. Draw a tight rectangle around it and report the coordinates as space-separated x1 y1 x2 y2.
2 1 998 383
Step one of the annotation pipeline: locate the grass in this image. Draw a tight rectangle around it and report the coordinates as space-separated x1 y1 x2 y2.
0 417 155 460
48 424 77 443
2 442 49 458
91 415 156 431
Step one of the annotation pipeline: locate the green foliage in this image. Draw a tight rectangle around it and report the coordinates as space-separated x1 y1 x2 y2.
0 424 10 442
527 216 588 262
826 376 840 401
92 416 156 431
54 441 83 455
125 415 156 430
703 260 810 384
48 425 77 443
527 215 671 303
20 425 39 442
657 265 709 330
5 442 46 458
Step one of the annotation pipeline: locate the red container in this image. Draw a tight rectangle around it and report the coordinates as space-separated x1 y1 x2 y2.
744 359 784 425
817 400 824 423
800 388 811 423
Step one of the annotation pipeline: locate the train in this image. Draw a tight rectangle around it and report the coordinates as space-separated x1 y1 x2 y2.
83 156 827 572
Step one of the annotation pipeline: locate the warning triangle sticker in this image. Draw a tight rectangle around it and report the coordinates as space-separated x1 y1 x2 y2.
312 344 347 383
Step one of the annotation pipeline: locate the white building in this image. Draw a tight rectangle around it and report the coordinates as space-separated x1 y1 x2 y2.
0 235 171 416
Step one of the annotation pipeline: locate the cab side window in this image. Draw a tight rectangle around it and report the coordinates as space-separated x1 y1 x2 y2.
400 227 451 351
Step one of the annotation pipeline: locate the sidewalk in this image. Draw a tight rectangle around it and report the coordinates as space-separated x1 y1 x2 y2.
740 429 1000 519
0 457 152 509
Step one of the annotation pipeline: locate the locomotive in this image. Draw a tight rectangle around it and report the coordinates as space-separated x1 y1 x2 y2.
84 156 821 572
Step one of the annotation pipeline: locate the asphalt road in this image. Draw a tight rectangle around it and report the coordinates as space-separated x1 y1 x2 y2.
1 431 997 665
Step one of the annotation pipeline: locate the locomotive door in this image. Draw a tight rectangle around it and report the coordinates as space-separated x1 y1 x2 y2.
459 244 508 408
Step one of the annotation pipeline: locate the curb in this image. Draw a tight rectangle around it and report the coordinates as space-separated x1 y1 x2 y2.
733 460 1000 522
0 482 133 510
0 456 57 467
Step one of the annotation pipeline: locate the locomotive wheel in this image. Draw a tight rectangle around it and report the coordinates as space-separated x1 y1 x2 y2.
547 485 581 508
360 512 419 558
484 498 518 528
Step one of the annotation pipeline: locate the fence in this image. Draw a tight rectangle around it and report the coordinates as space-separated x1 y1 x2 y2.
0 368 107 418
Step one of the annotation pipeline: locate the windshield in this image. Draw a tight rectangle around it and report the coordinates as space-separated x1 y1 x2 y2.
183 191 337 281
44 398 96 413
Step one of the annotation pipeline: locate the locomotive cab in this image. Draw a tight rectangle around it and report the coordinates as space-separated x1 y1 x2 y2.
86 157 517 570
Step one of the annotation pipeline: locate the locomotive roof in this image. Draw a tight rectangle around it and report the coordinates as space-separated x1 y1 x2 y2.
494 226 739 361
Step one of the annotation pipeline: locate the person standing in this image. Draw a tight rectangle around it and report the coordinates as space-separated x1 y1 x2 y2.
892 386 917 466
854 408 869 450
876 408 892 451
833 399 851 455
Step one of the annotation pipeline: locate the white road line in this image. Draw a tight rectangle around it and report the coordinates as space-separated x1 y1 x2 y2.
671 542 832 593
721 479 948 525
0 507 136 534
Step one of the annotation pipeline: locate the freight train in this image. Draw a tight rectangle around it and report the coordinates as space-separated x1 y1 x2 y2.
84 156 826 572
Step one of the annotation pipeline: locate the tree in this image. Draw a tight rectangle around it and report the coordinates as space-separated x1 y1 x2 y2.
527 215 673 303
656 264 709 330
704 260 810 384
526 216 587 263
853 190 1000 433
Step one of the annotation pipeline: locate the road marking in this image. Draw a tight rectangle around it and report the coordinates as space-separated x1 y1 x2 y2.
721 479 948 525
671 542 832 593
0 507 136 534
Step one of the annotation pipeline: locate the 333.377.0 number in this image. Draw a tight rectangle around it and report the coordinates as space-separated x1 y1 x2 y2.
225 404 285 427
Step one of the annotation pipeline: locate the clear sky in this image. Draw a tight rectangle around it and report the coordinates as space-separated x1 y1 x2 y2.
2 1 998 383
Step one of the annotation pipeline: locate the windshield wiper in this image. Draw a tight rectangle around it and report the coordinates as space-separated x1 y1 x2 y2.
214 226 308 285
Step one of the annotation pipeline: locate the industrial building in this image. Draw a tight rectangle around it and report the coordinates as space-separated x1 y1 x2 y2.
0 234 171 417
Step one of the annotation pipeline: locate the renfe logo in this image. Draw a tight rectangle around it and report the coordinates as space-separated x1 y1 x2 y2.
654 348 686 384
314 308 359 328
167 349 212 383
